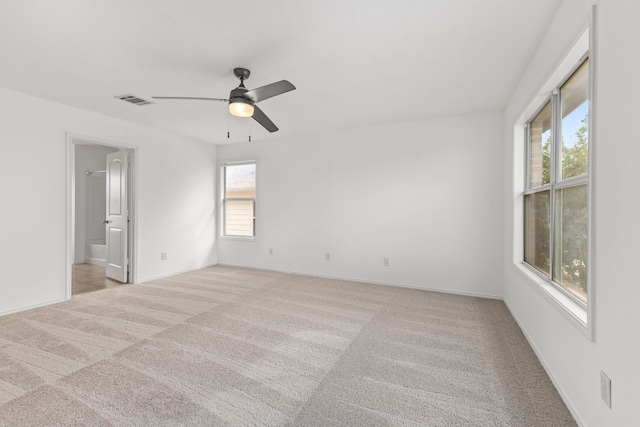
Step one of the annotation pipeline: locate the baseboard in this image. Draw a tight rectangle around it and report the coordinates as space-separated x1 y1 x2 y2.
1 264 217 317
136 263 218 284
503 299 586 427
85 257 106 266
216 262 503 300
0 297 68 318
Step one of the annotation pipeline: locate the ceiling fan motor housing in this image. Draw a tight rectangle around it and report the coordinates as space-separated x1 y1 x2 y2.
229 86 253 107
228 83 255 117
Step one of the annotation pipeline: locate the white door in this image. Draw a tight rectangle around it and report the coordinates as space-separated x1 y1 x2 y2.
105 150 128 283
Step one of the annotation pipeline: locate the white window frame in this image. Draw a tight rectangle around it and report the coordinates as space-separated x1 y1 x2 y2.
512 23 595 340
524 56 590 302
220 159 258 241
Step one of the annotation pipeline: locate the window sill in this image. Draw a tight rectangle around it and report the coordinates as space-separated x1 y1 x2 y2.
514 262 593 341
219 235 257 242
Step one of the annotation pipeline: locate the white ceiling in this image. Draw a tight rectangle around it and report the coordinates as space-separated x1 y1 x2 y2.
0 0 561 144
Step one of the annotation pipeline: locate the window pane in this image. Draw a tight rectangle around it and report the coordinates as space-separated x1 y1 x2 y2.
225 163 256 198
560 59 589 180
225 200 255 236
528 101 551 188
553 185 588 303
524 191 550 276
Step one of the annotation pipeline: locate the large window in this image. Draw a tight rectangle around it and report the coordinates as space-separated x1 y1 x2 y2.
221 161 256 238
524 58 590 305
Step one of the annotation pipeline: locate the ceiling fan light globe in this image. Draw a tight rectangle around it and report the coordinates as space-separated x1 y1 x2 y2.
229 101 254 117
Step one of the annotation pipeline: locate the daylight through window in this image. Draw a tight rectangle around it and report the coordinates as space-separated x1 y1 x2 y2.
524 58 589 304
222 161 256 237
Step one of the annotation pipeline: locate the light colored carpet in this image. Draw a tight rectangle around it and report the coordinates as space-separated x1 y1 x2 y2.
0 265 575 426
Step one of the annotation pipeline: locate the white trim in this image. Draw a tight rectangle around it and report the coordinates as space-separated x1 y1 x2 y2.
504 299 586 427
0 298 68 318
218 235 258 242
217 263 503 300
512 18 594 340
66 137 75 300
219 157 259 240
66 133 140 301
519 26 590 124
514 263 589 336
136 263 218 283
220 159 257 167
586 5 598 342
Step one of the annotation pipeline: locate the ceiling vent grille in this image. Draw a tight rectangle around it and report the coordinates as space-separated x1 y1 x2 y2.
115 94 154 106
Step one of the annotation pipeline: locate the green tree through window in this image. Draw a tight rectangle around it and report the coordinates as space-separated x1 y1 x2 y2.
555 113 588 297
524 57 589 304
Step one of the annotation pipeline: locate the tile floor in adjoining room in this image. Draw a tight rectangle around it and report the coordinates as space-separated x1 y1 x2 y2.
72 263 124 295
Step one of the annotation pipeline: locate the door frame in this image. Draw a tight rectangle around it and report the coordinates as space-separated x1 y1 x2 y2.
66 133 138 299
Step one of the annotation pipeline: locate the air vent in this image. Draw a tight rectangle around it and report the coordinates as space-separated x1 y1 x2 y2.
115 94 154 106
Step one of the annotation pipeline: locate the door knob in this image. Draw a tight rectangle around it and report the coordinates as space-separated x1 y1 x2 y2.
102 220 110 224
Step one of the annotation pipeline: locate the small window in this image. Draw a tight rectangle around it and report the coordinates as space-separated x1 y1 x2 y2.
524 58 590 305
221 161 256 238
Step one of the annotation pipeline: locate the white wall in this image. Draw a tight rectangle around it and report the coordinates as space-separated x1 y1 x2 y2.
218 111 504 298
74 144 118 263
0 87 217 315
503 0 640 425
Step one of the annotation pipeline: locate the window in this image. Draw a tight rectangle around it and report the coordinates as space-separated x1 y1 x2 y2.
524 58 590 305
221 161 256 238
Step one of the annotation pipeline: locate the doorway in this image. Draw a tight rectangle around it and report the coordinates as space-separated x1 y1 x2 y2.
67 135 136 298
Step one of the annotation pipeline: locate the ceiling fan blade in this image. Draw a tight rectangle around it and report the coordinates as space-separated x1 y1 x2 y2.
152 96 228 102
251 105 278 133
244 80 295 103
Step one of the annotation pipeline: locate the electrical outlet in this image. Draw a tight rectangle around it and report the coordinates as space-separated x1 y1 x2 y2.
601 371 612 408
161 252 167 261
269 248 273 255
325 253 330 261
384 257 390 266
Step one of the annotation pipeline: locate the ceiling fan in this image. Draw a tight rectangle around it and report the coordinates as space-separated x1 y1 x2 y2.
152 68 295 133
